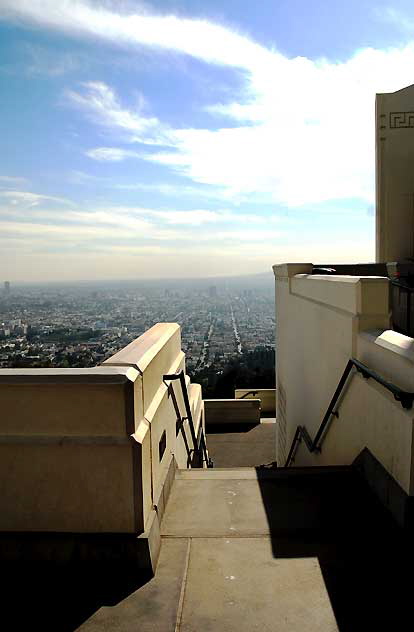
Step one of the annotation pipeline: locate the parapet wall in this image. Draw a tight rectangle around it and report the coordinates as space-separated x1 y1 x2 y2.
274 264 414 513
235 389 276 415
0 324 204 542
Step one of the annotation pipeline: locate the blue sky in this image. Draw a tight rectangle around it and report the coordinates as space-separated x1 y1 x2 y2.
1 0 414 281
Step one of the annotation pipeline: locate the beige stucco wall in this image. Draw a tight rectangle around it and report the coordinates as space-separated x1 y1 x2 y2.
0 324 205 535
0 368 142 533
0 381 129 436
295 373 414 494
274 264 414 495
0 443 136 532
376 84 414 261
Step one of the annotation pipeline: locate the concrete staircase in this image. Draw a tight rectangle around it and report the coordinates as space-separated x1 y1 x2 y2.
74 465 411 632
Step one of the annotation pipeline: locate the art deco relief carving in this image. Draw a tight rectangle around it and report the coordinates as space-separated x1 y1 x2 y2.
390 112 414 128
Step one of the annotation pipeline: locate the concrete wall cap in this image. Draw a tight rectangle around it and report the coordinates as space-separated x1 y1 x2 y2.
273 263 313 278
103 322 180 373
299 274 388 284
365 329 414 364
0 366 139 384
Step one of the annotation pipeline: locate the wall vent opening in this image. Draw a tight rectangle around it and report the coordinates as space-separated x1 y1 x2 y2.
159 430 166 462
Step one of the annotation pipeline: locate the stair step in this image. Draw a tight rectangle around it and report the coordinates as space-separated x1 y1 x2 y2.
176 465 352 480
163 466 359 539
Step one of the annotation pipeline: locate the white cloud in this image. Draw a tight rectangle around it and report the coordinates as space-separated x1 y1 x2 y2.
24 43 81 76
85 147 142 161
0 0 272 70
3 1 414 212
0 190 74 207
0 196 287 253
67 170 104 184
112 181 225 198
0 176 28 187
145 208 220 226
381 8 414 33
66 81 170 145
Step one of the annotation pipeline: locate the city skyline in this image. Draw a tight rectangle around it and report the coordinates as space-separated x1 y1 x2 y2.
2 1 414 280
0 278 275 399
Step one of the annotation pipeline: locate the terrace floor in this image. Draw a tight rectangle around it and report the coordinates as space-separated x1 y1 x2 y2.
205 418 277 468
76 465 411 632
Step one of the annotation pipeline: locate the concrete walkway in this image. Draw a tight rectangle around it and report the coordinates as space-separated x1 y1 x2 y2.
77 466 411 632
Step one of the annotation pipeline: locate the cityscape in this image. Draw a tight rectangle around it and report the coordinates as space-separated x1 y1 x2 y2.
0 274 275 397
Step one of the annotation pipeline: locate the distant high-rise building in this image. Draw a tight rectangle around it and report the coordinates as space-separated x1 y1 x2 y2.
208 285 217 298
4 281 10 295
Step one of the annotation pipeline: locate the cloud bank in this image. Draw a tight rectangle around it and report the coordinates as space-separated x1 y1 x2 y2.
7 0 410 208
0 0 408 277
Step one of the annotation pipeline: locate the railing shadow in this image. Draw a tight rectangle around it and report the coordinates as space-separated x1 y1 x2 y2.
255 466 413 632
1 562 151 631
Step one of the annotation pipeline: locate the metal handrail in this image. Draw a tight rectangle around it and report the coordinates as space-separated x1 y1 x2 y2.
285 358 414 467
163 370 213 468
238 390 259 399
165 380 193 467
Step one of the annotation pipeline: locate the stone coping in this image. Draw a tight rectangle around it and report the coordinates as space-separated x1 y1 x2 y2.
0 366 139 384
103 322 179 373
290 274 388 316
360 329 414 364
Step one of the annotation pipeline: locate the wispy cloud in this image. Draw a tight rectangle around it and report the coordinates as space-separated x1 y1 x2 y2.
0 0 392 280
0 193 287 255
85 147 142 161
0 190 74 207
66 170 104 185
112 181 232 201
0 0 271 71
0 176 28 187
380 7 414 33
66 81 171 145
21 0 406 207
24 43 82 77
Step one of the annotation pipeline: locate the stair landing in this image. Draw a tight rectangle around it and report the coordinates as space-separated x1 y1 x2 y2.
205 419 276 468
77 466 409 632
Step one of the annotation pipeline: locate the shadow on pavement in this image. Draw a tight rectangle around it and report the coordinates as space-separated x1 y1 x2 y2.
255 466 413 632
1 562 151 631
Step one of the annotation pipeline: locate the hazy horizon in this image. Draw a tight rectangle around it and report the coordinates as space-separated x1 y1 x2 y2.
4 270 274 288
1 1 413 280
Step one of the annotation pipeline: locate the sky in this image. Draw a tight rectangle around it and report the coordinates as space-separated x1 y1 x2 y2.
2 1 414 281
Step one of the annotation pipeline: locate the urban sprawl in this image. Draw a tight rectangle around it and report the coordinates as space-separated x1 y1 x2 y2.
0 278 275 392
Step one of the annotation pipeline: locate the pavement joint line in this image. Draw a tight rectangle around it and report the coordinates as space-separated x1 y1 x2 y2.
174 537 191 632
162 534 272 539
